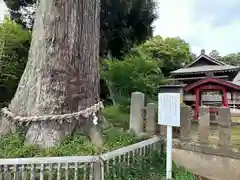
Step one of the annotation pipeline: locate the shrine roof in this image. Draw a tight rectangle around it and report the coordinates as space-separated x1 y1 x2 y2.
185 53 226 67
184 77 240 91
232 72 240 85
170 51 240 75
158 84 186 88
171 65 239 75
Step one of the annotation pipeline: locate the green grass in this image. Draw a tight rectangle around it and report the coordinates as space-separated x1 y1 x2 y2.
232 125 240 147
190 121 240 150
231 116 240 123
102 104 130 130
0 126 139 158
0 105 198 179
104 150 197 180
231 116 240 148
0 105 134 158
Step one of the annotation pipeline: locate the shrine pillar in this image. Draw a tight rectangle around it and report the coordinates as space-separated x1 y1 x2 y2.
222 87 228 107
194 87 200 120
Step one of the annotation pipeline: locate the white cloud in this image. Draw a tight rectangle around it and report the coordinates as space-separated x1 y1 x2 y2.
0 0 8 21
0 0 239 56
153 0 194 38
153 0 240 56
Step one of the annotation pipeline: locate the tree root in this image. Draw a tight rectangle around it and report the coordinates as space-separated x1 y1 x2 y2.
25 120 77 149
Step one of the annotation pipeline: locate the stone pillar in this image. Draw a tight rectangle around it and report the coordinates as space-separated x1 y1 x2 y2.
218 107 232 147
129 92 145 135
180 105 192 141
198 107 210 144
145 103 156 136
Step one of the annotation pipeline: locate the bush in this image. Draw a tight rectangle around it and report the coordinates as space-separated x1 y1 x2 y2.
0 126 138 158
101 53 166 109
105 150 197 180
102 105 129 130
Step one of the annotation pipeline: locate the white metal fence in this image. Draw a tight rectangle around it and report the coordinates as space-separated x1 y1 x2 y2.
0 136 162 180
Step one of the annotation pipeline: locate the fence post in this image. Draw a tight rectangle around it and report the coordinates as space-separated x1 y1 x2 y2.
145 103 156 136
218 107 232 148
180 104 192 141
198 107 210 144
93 161 104 180
129 92 145 135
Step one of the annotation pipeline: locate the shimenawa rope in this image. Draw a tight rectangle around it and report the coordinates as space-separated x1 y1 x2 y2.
1 101 104 125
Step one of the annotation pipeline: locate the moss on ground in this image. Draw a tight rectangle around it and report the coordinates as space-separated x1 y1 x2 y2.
232 125 240 148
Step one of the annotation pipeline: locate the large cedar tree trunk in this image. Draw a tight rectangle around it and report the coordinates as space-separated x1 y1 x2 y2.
0 0 103 148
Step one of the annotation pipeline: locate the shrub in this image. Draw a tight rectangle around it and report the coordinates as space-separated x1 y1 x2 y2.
102 104 129 130
101 53 166 109
0 127 136 158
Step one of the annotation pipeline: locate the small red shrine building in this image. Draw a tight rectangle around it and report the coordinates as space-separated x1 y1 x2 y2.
170 50 240 120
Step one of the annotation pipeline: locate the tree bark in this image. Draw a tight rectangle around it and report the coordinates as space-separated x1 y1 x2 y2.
0 0 103 148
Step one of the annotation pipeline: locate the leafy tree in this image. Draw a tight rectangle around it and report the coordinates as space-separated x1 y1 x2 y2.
132 36 192 77
191 52 197 60
209 50 220 59
220 53 240 66
101 53 167 108
0 0 102 148
0 18 31 107
3 0 35 28
100 0 158 58
4 0 158 58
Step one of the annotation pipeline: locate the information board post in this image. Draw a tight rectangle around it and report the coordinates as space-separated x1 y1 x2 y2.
158 85 183 180
166 125 173 179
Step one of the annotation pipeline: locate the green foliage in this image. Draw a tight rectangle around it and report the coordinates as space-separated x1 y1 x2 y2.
102 105 130 130
0 105 196 179
0 106 136 157
0 18 31 107
0 127 137 158
101 53 166 108
220 52 240 66
132 36 193 76
3 0 158 106
105 151 197 180
100 0 158 58
5 0 157 58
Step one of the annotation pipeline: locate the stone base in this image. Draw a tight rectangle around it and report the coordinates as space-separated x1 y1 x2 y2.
172 148 240 180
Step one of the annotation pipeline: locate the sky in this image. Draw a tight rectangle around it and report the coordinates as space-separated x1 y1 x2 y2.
153 0 240 56
0 0 240 56
0 0 7 20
